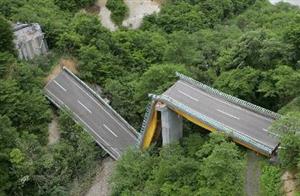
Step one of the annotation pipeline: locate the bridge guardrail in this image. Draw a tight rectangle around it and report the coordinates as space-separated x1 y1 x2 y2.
150 94 275 156
176 72 281 120
63 67 140 139
138 100 156 147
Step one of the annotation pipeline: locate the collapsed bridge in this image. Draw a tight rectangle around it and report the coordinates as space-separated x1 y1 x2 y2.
45 68 280 159
140 73 280 156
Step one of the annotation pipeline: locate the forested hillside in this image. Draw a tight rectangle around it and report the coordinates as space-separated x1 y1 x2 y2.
0 0 300 195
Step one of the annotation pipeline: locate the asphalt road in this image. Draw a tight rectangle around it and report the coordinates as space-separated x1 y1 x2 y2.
163 80 279 152
45 70 138 159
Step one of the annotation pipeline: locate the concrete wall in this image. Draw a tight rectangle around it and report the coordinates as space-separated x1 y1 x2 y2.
14 23 48 60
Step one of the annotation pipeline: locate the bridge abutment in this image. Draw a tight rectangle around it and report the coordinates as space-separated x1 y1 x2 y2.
157 103 183 145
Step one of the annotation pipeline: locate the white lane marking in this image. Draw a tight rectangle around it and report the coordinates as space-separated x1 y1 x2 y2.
103 124 118 137
66 76 137 140
77 100 92 114
47 90 119 158
217 109 240 120
178 81 273 123
262 128 279 137
54 80 67 92
72 112 110 147
178 90 199 102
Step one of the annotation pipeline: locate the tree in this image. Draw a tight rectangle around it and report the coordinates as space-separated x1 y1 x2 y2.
0 52 15 79
142 2 205 33
110 148 157 196
0 115 18 195
260 165 282 196
197 142 245 195
270 112 300 169
213 67 260 102
217 30 290 71
164 31 203 66
284 25 300 66
111 133 245 195
12 0 70 48
0 15 15 53
54 0 95 12
78 45 116 83
258 66 300 109
112 30 167 70
106 0 128 26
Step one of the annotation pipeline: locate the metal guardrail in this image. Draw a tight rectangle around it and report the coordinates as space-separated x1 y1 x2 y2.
176 72 281 120
62 67 140 138
138 100 156 146
150 94 275 155
44 94 118 159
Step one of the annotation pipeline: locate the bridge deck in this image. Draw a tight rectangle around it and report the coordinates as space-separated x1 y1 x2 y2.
44 68 138 159
162 79 279 155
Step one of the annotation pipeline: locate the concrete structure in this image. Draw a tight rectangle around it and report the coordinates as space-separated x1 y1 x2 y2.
141 73 280 157
44 67 139 160
13 23 48 60
156 103 183 145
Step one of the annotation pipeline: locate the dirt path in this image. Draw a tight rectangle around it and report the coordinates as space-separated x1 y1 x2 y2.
48 114 60 145
96 0 118 31
282 171 297 196
245 151 261 196
122 0 161 29
85 157 116 196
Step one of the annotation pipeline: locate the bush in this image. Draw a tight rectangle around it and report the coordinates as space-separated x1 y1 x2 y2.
106 0 128 26
0 15 14 53
260 165 282 196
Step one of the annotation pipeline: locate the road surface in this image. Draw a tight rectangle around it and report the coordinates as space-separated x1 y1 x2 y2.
163 79 279 154
45 68 138 159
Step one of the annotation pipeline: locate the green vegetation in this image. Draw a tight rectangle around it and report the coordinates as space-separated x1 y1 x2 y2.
54 0 95 12
260 164 282 196
1 0 300 195
106 0 128 26
111 133 245 196
0 16 14 53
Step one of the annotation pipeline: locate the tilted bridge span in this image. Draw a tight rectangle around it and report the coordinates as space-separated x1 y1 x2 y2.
45 68 280 159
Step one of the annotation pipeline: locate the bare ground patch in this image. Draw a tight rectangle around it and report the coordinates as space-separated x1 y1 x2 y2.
45 58 78 83
85 157 115 196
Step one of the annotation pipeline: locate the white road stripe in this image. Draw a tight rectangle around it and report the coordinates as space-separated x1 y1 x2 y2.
103 124 118 137
262 128 280 137
72 112 110 147
65 75 137 140
77 100 92 114
178 90 199 102
178 81 273 123
47 90 116 155
217 109 240 120
54 80 67 92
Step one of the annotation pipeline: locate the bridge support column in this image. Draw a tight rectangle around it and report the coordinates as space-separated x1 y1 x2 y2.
157 103 183 145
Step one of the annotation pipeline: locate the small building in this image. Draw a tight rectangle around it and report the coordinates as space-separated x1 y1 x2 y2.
13 23 48 60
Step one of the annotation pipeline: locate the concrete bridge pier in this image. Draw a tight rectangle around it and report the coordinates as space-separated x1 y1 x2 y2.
156 103 183 145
